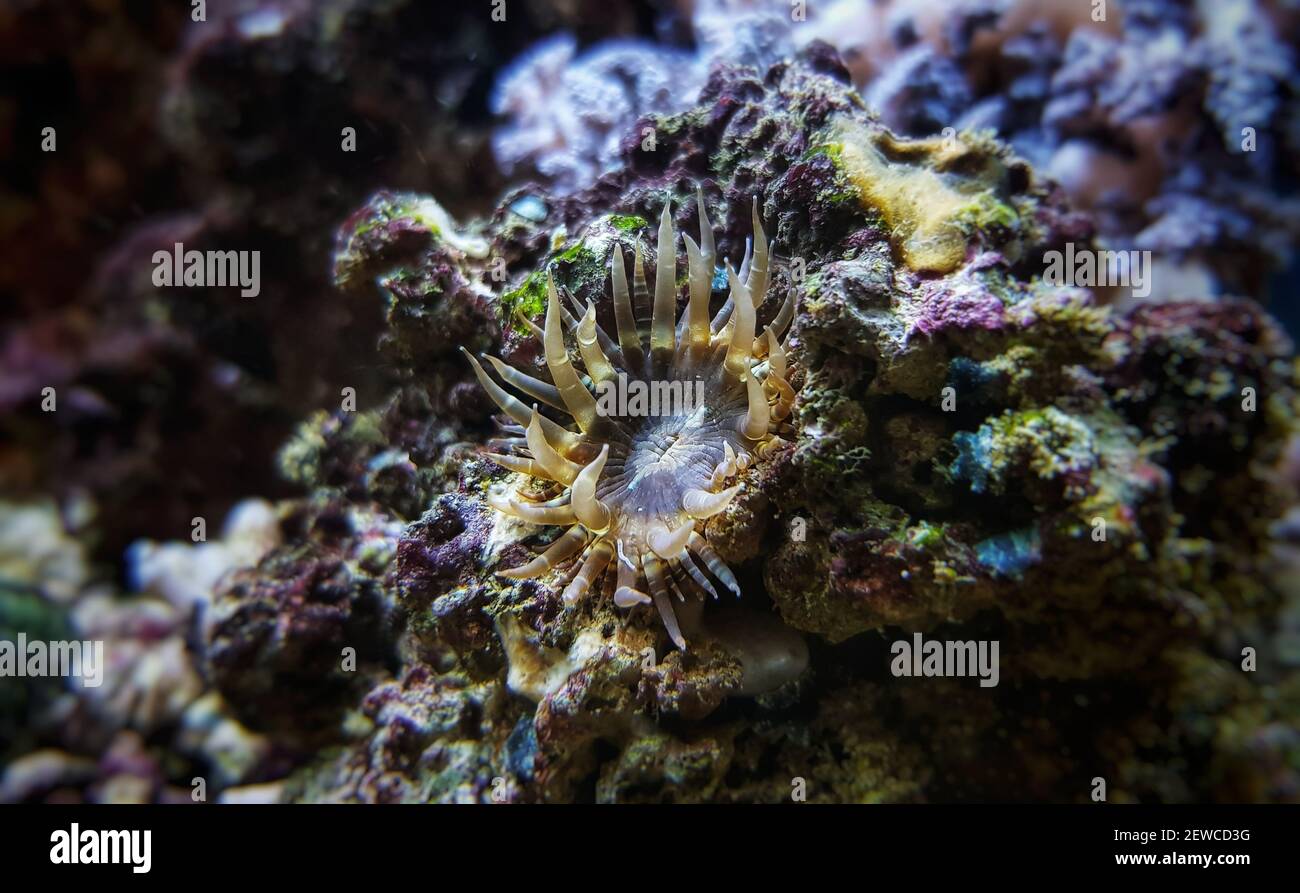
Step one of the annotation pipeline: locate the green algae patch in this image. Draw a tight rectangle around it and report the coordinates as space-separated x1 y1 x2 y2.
549 236 607 298
501 271 548 331
501 214 642 333
827 118 1023 275
543 213 657 307
954 193 1021 238
610 214 648 233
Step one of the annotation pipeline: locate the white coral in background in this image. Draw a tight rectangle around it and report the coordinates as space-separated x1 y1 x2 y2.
127 497 280 617
490 34 699 193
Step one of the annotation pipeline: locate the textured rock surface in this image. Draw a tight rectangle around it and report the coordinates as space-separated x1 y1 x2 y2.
2 4 1296 804
245 47 1299 802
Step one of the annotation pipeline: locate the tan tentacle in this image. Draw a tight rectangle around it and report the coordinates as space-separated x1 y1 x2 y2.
516 309 545 342
632 242 652 346
611 244 642 370
651 202 677 371
745 197 769 307
756 287 796 354
769 373 796 422
756 435 790 458
460 347 581 454
544 275 598 431
723 264 756 380
571 444 611 533
484 355 564 412
711 442 737 486
696 185 715 267
687 531 741 596
483 452 554 480
683 234 713 352
675 552 719 599
739 371 770 439
525 407 582 485
563 539 614 604
648 520 694 559
498 525 588 579
613 544 651 607
764 329 786 381
683 484 741 520
576 304 618 385
487 493 577 526
643 552 686 649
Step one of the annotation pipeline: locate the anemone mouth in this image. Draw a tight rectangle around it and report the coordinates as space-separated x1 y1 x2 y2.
464 187 797 649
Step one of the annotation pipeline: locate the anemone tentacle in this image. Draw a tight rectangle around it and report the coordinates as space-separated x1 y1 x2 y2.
467 191 795 649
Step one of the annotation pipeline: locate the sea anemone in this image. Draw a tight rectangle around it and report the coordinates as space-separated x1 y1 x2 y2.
461 189 796 648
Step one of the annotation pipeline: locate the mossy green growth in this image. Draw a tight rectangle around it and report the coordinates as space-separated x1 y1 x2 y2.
953 193 1021 238
550 238 606 296
547 213 653 302
803 141 844 164
610 215 648 233
501 271 548 331
801 141 860 206
651 109 694 139
553 239 586 265
907 521 947 550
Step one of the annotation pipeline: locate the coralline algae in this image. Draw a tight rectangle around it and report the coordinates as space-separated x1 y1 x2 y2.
3 7 1297 805
216 45 1297 803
